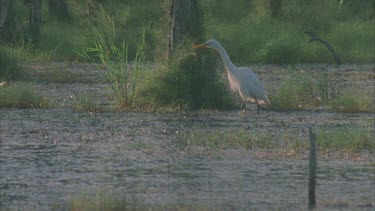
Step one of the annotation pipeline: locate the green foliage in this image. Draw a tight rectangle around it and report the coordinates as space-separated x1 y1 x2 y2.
38 22 87 60
138 47 234 110
2 0 374 63
0 85 50 108
203 0 375 64
328 21 375 63
82 9 146 109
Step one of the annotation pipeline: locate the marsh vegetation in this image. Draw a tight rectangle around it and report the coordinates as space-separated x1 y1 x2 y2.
0 0 374 210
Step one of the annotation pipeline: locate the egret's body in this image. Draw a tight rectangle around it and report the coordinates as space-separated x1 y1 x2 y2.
194 39 269 113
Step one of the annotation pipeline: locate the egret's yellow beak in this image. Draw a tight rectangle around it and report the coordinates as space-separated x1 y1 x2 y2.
192 43 206 49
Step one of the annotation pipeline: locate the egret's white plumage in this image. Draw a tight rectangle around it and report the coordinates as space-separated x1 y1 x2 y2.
193 39 269 113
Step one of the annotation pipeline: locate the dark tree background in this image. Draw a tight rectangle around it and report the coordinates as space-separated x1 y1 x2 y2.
48 0 69 21
29 0 42 44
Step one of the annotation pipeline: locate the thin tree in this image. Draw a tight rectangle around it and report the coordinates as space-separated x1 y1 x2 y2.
29 0 42 44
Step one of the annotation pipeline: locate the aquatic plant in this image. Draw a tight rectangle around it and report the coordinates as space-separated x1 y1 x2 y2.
81 7 146 109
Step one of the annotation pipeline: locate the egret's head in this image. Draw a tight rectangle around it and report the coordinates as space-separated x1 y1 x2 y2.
193 39 220 50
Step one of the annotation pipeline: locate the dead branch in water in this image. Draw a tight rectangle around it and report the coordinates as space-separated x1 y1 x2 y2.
305 31 341 65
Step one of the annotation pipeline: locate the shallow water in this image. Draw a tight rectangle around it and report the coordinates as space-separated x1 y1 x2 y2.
1 63 374 209
0 108 374 210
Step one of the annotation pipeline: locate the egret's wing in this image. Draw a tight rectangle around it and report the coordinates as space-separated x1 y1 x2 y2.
238 67 269 104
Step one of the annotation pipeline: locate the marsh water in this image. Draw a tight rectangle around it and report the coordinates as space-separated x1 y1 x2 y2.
0 64 374 210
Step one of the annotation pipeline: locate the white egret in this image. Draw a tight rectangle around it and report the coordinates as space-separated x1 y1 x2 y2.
193 39 269 113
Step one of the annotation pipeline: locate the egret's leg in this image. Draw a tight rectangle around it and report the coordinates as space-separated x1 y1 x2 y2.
242 101 246 113
255 99 260 114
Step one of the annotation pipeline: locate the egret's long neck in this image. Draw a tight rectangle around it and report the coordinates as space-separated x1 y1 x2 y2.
215 45 236 73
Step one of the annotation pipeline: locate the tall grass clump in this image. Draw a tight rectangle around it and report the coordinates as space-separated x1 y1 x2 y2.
138 46 234 110
0 85 50 108
316 127 374 154
81 6 146 109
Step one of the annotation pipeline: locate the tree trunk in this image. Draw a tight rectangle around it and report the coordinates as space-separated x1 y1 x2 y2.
29 0 42 44
48 0 69 21
167 0 204 58
268 0 282 17
0 0 11 31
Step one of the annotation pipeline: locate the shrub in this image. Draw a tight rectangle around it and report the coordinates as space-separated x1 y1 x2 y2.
138 46 234 110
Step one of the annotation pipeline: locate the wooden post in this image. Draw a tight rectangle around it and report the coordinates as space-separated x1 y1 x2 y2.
308 126 317 209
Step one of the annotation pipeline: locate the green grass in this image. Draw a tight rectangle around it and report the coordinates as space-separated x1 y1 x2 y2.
174 128 275 151
172 127 374 156
330 92 375 113
270 71 323 110
269 69 374 112
73 94 104 113
315 127 374 155
0 85 50 108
